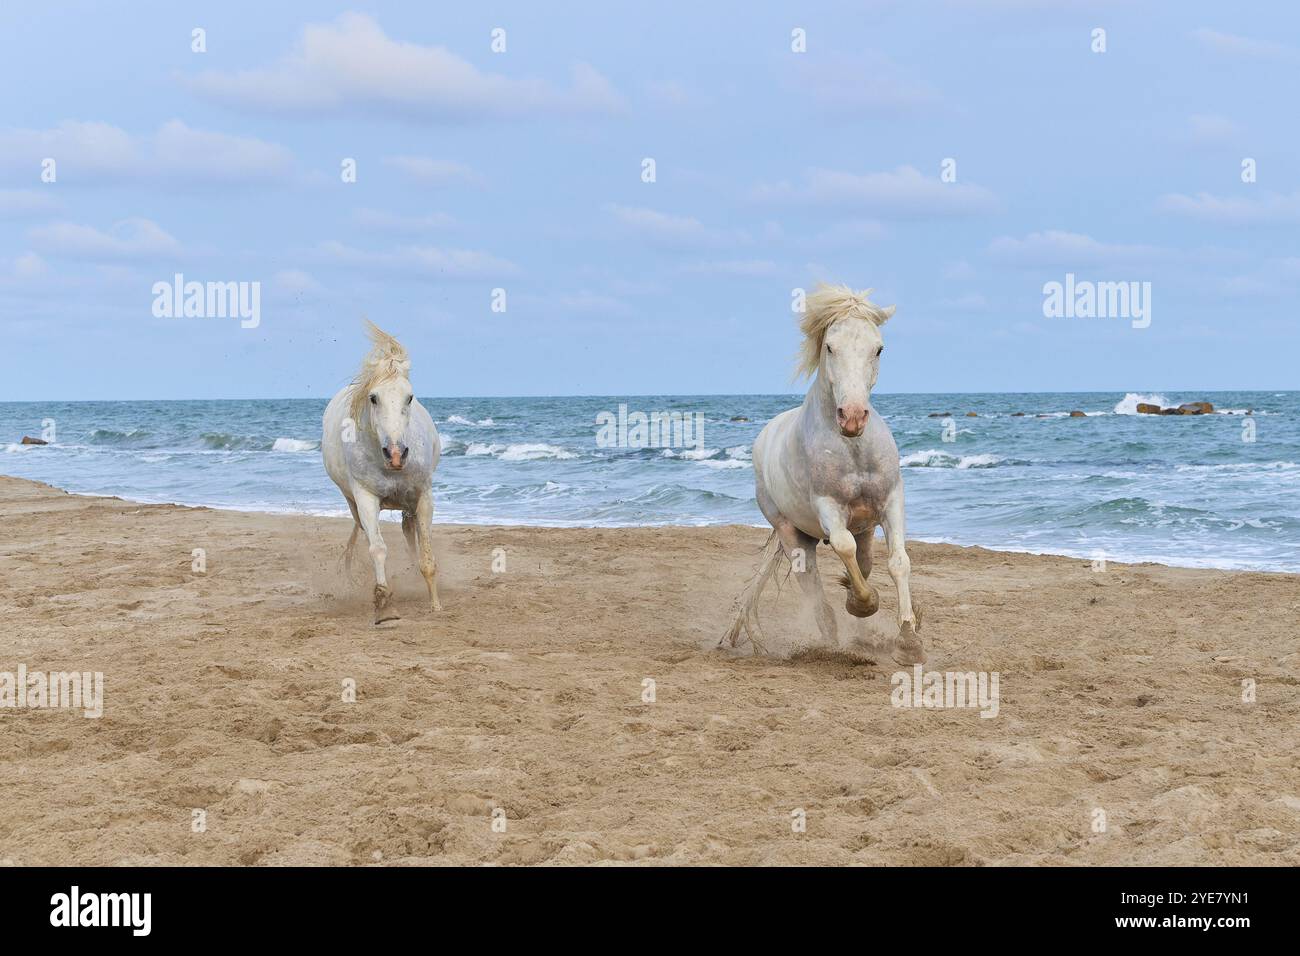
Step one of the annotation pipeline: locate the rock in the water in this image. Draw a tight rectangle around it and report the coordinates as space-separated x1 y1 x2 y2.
20 436 48 445
965 411 978 417
1135 403 1162 415
1069 410 1086 417
729 416 749 422
1011 412 1025 417
1177 402 1214 415
927 412 952 418
1160 407 1181 415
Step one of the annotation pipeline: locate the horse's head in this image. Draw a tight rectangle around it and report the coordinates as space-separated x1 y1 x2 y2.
351 321 415 470
798 284 895 438
367 374 415 470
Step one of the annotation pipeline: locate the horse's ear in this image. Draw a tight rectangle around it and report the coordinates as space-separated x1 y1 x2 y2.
874 304 896 326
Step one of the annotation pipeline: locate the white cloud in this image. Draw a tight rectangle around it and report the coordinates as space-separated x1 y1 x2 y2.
315 240 517 280
0 189 63 218
381 156 484 187
549 290 632 315
2 252 48 280
28 219 183 261
1186 113 1239 144
944 259 977 281
150 121 295 184
682 259 779 277
786 51 940 113
188 13 624 121
752 165 997 218
271 269 325 299
936 292 989 311
354 207 456 234
987 231 1168 268
1191 28 1294 60
1158 190 1300 225
605 204 752 249
816 219 888 245
0 120 293 185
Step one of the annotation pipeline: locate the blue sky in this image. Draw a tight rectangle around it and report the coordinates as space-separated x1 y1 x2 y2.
1 1 1297 400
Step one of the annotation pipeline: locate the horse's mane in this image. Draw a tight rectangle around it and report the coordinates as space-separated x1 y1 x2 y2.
795 283 896 379
349 320 411 422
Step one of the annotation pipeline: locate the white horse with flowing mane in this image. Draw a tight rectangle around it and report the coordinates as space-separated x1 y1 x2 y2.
724 284 923 663
322 321 443 624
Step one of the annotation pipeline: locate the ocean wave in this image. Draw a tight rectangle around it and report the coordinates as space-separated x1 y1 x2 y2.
464 441 577 461
445 415 495 427
1173 461 1299 474
661 446 717 460
88 427 151 445
1113 392 1169 415
271 437 319 453
661 445 753 468
900 449 1015 469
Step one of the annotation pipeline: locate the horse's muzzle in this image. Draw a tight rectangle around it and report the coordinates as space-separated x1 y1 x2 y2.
383 444 410 469
836 404 868 437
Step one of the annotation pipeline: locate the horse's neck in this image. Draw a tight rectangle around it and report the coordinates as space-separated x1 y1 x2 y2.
803 371 837 424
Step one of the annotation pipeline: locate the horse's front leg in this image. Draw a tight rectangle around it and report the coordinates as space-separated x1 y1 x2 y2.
881 486 923 665
414 492 443 612
816 499 879 621
355 488 399 624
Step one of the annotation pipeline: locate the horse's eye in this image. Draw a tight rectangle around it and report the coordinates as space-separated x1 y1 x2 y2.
406 395 413 405
369 394 377 404
876 346 883 357
826 344 833 355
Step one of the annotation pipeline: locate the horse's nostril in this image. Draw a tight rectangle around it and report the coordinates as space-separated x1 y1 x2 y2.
401 446 410 460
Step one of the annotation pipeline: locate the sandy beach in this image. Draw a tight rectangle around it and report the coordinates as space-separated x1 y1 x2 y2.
0 474 1296 866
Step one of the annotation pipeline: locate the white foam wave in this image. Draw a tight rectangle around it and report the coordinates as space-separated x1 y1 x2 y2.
465 442 576 461
900 449 1006 469
272 437 319 453
1113 392 1169 415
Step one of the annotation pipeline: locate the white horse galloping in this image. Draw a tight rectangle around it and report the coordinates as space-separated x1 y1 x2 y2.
724 284 923 663
322 321 443 623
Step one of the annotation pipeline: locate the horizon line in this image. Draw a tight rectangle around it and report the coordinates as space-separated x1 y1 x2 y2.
0 388 1294 404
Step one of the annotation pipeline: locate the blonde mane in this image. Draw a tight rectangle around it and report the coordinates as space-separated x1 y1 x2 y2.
349 320 411 422
795 283 896 379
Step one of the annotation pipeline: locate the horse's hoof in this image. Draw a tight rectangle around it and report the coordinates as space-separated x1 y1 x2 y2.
373 585 398 624
844 585 879 618
892 641 925 666
892 621 924 665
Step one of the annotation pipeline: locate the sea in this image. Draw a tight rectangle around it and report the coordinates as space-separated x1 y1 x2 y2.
2 391 1296 572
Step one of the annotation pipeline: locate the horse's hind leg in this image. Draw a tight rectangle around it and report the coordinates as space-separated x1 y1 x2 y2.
342 497 361 575
414 493 443 612
722 533 782 652
773 527 835 647
401 512 419 568
355 488 399 624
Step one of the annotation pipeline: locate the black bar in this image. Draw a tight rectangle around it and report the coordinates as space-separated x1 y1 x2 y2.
0 866 1281 941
